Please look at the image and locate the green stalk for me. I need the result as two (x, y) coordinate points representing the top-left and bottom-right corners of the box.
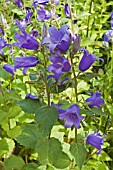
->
(42, 49), (50, 106)
(86, 0), (93, 37)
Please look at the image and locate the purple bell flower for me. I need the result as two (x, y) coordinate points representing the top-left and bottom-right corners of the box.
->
(42, 24), (70, 53)
(86, 91), (104, 109)
(13, 30), (39, 50)
(33, 0), (49, 8)
(86, 133), (104, 154)
(111, 12), (113, 19)
(14, 56), (39, 75)
(15, 0), (23, 8)
(37, 8), (52, 22)
(48, 55), (71, 82)
(3, 64), (15, 77)
(0, 37), (7, 55)
(25, 93), (38, 99)
(59, 104), (84, 128)
(64, 4), (71, 18)
(79, 49), (104, 72)
(25, 11), (33, 25)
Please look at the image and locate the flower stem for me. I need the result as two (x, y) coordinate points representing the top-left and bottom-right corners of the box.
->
(42, 48), (50, 106)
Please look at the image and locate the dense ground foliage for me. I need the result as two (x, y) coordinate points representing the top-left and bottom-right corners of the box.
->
(0, 0), (113, 170)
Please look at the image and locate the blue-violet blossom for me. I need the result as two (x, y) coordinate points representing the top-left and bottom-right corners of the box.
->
(79, 49), (104, 72)
(42, 24), (70, 53)
(86, 133), (104, 154)
(33, 0), (49, 8)
(15, 0), (23, 8)
(86, 91), (104, 108)
(0, 37), (7, 55)
(48, 55), (71, 83)
(25, 93), (38, 99)
(13, 29), (39, 50)
(3, 64), (15, 77)
(37, 8), (51, 22)
(64, 4), (71, 18)
(59, 104), (84, 128)
(14, 56), (39, 75)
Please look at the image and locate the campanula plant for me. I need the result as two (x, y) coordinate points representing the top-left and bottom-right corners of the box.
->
(1, 0), (112, 170)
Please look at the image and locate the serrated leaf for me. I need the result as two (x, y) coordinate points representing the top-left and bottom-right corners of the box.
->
(4, 155), (25, 170)
(35, 106), (58, 136)
(16, 124), (46, 149)
(19, 98), (44, 114)
(70, 143), (87, 170)
(35, 137), (71, 169)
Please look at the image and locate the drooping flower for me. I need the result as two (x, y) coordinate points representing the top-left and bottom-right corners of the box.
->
(33, 0), (49, 8)
(64, 4), (71, 18)
(86, 133), (104, 154)
(86, 91), (104, 108)
(37, 8), (52, 22)
(79, 49), (104, 72)
(47, 55), (71, 83)
(25, 93), (38, 99)
(42, 24), (70, 53)
(0, 37), (7, 55)
(14, 56), (39, 74)
(13, 30), (39, 50)
(25, 11), (33, 25)
(72, 35), (81, 53)
(59, 104), (84, 128)
(15, 0), (23, 8)
(42, 23), (47, 39)
(3, 64), (15, 77)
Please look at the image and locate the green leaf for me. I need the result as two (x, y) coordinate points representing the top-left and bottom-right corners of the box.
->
(70, 143), (87, 170)
(35, 138), (49, 165)
(5, 91), (21, 102)
(7, 126), (22, 138)
(0, 66), (11, 80)
(16, 124), (46, 149)
(35, 106), (58, 136)
(35, 137), (71, 168)
(0, 138), (9, 157)
(4, 155), (25, 170)
(80, 108), (106, 116)
(78, 73), (98, 81)
(0, 110), (8, 123)
(48, 138), (71, 169)
(19, 98), (44, 114)
(8, 106), (22, 118)
(23, 163), (39, 170)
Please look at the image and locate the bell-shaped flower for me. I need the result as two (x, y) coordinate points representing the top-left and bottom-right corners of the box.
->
(13, 30), (39, 50)
(25, 93), (38, 99)
(86, 91), (104, 108)
(33, 0), (49, 8)
(3, 64), (15, 77)
(42, 24), (70, 53)
(59, 104), (84, 128)
(15, 0), (23, 8)
(14, 56), (39, 75)
(25, 11), (33, 25)
(86, 132), (104, 154)
(48, 55), (71, 83)
(79, 49), (104, 72)
(64, 4), (71, 18)
(0, 37), (7, 55)
(37, 8), (52, 22)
